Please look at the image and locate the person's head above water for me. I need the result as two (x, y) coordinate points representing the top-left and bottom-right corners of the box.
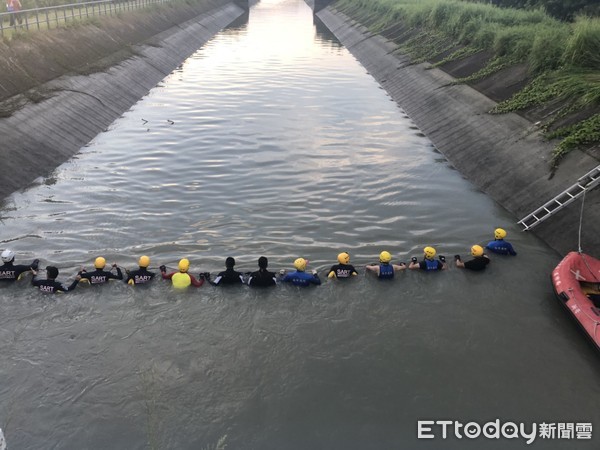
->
(178, 258), (190, 273)
(495, 228), (507, 240)
(1, 249), (15, 263)
(294, 258), (307, 271)
(46, 266), (59, 279)
(423, 246), (436, 260)
(471, 245), (484, 257)
(379, 251), (392, 264)
(337, 252), (350, 265)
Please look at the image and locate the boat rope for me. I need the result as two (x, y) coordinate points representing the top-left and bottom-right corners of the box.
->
(578, 189), (585, 254)
(577, 191), (600, 283)
(576, 190), (600, 283)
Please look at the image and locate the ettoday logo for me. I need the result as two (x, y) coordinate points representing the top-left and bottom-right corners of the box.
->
(417, 420), (593, 444)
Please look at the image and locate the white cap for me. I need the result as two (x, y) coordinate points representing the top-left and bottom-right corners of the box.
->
(1, 249), (15, 263)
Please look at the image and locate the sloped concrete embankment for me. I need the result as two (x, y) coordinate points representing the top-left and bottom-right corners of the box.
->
(0, 1), (246, 202)
(317, 7), (600, 256)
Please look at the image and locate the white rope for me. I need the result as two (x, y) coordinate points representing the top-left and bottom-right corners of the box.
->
(578, 189), (586, 254)
(577, 189), (600, 283)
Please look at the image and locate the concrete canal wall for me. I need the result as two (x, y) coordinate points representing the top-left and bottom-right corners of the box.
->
(315, 6), (600, 257)
(0, 0), (247, 202)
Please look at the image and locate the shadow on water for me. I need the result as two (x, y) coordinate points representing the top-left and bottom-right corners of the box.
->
(313, 14), (342, 47)
(224, 8), (250, 32)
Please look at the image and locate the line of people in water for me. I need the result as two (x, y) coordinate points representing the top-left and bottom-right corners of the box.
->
(0, 228), (517, 294)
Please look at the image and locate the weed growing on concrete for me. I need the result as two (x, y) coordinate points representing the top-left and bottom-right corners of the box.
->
(451, 56), (518, 84)
(335, 0), (600, 167)
(548, 114), (600, 168)
(429, 46), (479, 69)
(400, 30), (453, 64)
(492, 70), (600, 115)
(491, 68), (600, 165)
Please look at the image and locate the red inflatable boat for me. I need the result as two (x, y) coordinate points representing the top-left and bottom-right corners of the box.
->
(552, 251), (600, 351)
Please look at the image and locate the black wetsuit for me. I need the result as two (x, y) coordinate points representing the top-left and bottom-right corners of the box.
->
(248, 269), (277, 287)
(211, 268), (244, 286)
(32, 277), (79, 293)
(0, 261), (34, 282)
(125, 268), (155, 285)
(463, 256), (490, 271)
(79, 267), (123, 285)
(327, 263), (358, 279)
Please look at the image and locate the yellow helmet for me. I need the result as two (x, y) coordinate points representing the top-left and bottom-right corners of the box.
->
(337, 252), (350, 265)
(471, 245), (484, 257)
(178, 258), (190, 272)
(424, 246), (436, 260)
(379, 251), (392, 263)
(94, 257), (106, 269)
(139, 255), (150, 268)
(495, 228), (507, 239)
(294, 258), (307, 271)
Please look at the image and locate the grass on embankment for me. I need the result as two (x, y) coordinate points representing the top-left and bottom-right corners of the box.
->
(334, 0), (600, 170)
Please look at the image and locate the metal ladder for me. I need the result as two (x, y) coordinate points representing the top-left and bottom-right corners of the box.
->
(518, 165), (600, 231)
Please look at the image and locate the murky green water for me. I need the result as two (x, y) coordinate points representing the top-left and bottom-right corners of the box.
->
(0, 0), (598, 449)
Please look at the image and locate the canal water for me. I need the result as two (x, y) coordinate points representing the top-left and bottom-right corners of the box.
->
(0, 0), (599, 448)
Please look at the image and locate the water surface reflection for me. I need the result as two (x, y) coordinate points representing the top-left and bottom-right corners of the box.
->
(0, 0), (598, 449)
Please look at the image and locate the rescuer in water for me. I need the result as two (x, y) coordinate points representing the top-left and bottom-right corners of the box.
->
(0, 249), (39, 282)
(327, 252), (358, 279)
(31, 265), (81, 294)
(160, 258), (205, 288)
(280, 258), (321, 287)
(366, 251), (406, 279)
(211, 257), (244, 286)
(455, 245), (490, 271)
(486, 228), (517, 255)
(247, 256), (277, 287)
(125, 255), (155, 286)
(79, 257), (123, 285)
(408, 246), (447, 271)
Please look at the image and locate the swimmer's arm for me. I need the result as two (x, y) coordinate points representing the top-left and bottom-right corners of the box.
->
(189, 274), (204, 287)
(365, 264), (379, 275)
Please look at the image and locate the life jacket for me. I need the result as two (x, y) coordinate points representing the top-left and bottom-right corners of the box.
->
(379, 263), (394, 279)
(423, 258), (439, 271)
(172, 272), (191, 288)
(486, 240), (514, 255)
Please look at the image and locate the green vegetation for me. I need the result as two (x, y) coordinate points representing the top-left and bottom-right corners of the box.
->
(335, 0), (600, 169)
(487, 0), (600, 22)
(1, 0), (187, 42)
(335, 0), (570, 75)
(547, 114), (600, 168)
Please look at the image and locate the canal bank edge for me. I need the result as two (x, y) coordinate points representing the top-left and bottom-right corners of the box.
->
(316, 7), (600, 257)
(0, 0), (246, 203)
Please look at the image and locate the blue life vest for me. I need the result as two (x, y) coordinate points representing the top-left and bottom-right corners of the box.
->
(486, 239), (517, 255)
(424, 259), (439, 271)
(282, 270), (321, 287)
(379, 263), (394, 279)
